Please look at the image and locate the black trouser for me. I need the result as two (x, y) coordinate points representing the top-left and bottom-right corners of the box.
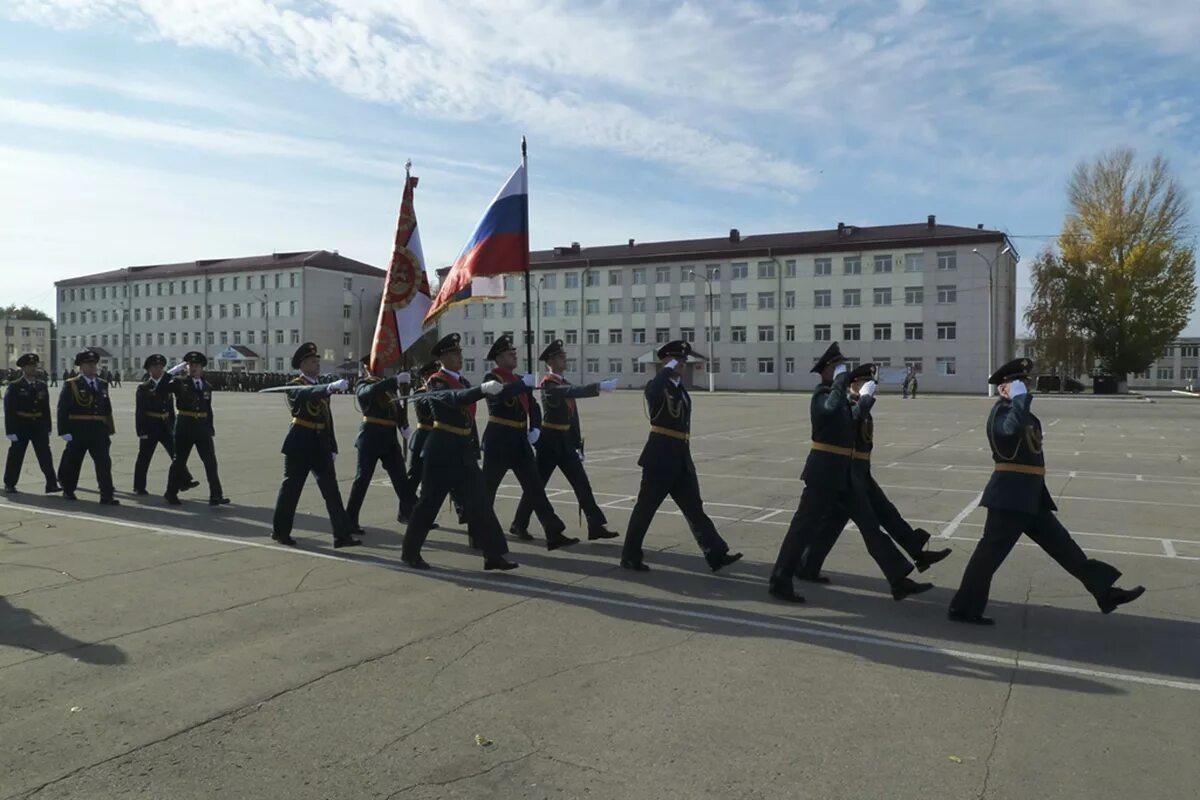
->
(801, 473), (928, 577)
(133, 427), (192, 492)
(4, 431), (57, 489)
(403, 456), (508, 560)
(168, 432), (223, 498)
(346, 442), (417, 527)
(482, 444), (566, 536)
(950, 506), (1120, 617)
(772, 483), (838, 584)
(511, 439), (608, 533)
(410, 444), (464, 519)
(57, 436), (114, 500)
(272, 448), (350, 540)
(622, 465), (728, 563)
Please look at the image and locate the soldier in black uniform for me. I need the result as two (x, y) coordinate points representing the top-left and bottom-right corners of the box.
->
(768, 343), (930, 603)
(620, 341), (742, 572)
(132, 354), (197, 496)
(161, 351), (230, 506)
(948, 358), (1145, 625)
(344, 355), (418, 534)
(798, 371), (951, 582)
(55, 349), (118, 504)
(270, 342), (359, 548)
(510, 339), (620, 541)
(3, 353), (62, 494)
(479, 335), (575, 549)
(407, 361), (440, 490)
(401, 333), (518, 571)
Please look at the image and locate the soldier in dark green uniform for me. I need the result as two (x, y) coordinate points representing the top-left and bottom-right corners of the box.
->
(479, 335), (575, 550)
(407, 361), (440, 492)
(620, 341), (742, 573)
(133, 354), (197, 496)
(160, 351), (229, 506)
(55, 349), (118, 504)
(401, 333), (518, 571)
(769, 343), (930, 603)
(510, 339), (620, 541)
(344, 355), (418, 534)
(3, 353), (62, 494)
(270, 342), (359, 548)
(948, 358), (1145, 625)
(798, 371), (951, 582)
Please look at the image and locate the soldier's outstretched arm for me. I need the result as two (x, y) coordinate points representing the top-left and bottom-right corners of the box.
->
(546, 383), (601, 400)
(435, 385), (486, 407)
(356, 376), (397, 403)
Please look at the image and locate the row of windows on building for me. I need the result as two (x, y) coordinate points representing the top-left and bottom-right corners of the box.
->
(466, 320), (960, 349)
(456, 355), (954, 377)
(3, 326), (47, 337)
(1156, 345), (1200, 358)
(514, 252), (961, 291)
(58, 272), (320, 304)
(1134, 366), (1200, 380)
(466, 285), (961, 320)
(59, 300), (363, 327)
(60, 328), (319, 352)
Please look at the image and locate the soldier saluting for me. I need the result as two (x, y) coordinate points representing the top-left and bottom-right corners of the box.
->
(160, 351), (230, 506)
(948, 358), (1144, 625)
(510, 339), (620, 541)
(133, 354), (197, 497)
(3, 353), (62, 494)
(55, 349), (118, 504)
(620, 340), (742, 573)
(344, 355), (418, 534)
(270, 342), (359, 549)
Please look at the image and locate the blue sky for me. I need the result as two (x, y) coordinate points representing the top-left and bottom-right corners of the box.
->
(1, 0), (1197, 334)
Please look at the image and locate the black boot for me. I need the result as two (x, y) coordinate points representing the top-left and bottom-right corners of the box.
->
(891, 577), (934, 601)
(707, 551), (743, 573)
(508, 523), (535, 541)
(1098, 585), (1145, 614)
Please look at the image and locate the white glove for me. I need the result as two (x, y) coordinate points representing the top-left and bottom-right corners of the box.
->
(833, 363), (848, 377)
(168, 361), (188, 376)
(527, 428), (541, 445)
(600, 378), (618, 392)
(859, 380), (877, 397)
(331, 451), (337, 461)
(481, 380), (503, 396)
(401, 426), (413, 443)
(1008, 380), (1028, 398)
(396, 372), (411, 385)
(5, 433), (18, 442)
(576, 449), (585, 463)
(61, 433), (73, 442)
(327, 378), (349, 393)
(664, 359), (679, 371)
(522, 373), (536, 388)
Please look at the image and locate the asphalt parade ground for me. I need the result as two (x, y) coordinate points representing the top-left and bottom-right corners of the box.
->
(2, 387), (1198, 799)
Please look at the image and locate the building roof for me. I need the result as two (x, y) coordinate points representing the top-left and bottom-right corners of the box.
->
(55, 250), (384, 288)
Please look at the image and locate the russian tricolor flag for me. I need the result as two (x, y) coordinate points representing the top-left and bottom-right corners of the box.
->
(424, 163), (528, 325)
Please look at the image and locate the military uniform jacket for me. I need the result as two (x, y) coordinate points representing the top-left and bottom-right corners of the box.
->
(980, 393), (1055, 515)
(282, 377), (337, 456)
(408, 389), (435, 458)
(156, 376), (216, 437)
(421, 370), (487, 466)
(57, 376), (115, 440)
(135, 377), (177, 437)
(355, 376), (409, 451)
(4, 377), (52, 436)
(849, 394), (877, 478)
(538, 373), (599, 453)
(480, 368), (541, 453)
(638, 367), (694, 473)
(801, 373), (854, 489)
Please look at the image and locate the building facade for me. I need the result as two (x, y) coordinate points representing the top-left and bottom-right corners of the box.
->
(1, 317), (53, 371)
(54, 251), (385, 376)
(1016, 336), (1200, 390)
(438, 218), (1017, 393)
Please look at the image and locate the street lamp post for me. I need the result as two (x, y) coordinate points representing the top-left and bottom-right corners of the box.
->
(687, 268), (718, 392)
(972, 245), (1011, 398)
(357, 287), (365, 363)
(259, 294), (271, 371)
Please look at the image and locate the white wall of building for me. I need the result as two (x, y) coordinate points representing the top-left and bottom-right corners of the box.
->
(1, 318), (53, 371)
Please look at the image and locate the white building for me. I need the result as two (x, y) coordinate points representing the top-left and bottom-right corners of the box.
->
(54, 251), (384, 376)
(438, 218), (1017, 393)
(1016, 336), (1200, 390)
(1, 317), (53, 371)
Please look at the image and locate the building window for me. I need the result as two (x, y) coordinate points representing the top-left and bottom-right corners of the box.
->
(586, 299), (600, 315)
(757, 325), (775, 343)
(181, 306), (189, 320)
(608, 358), (623, 373)
(730, 358), (747, 374)
(631, 268), (645, 285)
(218, 304), (227, 319)
(1181, 366), (1198, 379)
(608, 270), (622, 286)
(905, 286), (924, 305)
(937, 356), (957, 376)
(731, 293), (747, 310)
(482, 331), (496, 346)
(248, 330), (256, 344)
(873, 287), (892, 306)
(290, 272), (299, 288)
(503, 275), (513, 291)
(757, 292), (775, 310)
(785, 357), (795, 373)
(609, 298), (623, 314)
(540, 274), (556, 289)
(785, 324), (795, 342)
(705, 264), (720, 281)
(937, 322), (957, 340)
(731, 326), (747, 343)
(542, 329), (556, 345)
(784, 259), (797, 277)
(290, 329), (300, 344)
(758, 357), (775, 374)
(905, 357), (923, 374)
(563, 300), (578, 316)
(705, 295), (721, 311)
(874, 323), (892, 341)
(584, 270), (599, 287)
(710, 358), (720, 373)
(342, 304), (352, 319)
(586, 358), (600, 373)
(843, 256), (861, 275)
(463, 358), (476, 373)
(905, 323), (924, 341)
(1156, 366), (1174, 380)
(843, 289), (861, 307)
(586, 329), (600, 345)
(655, 327), (671, 343)
(289, 301), (297, 316)
(233, 330), (242, 344)
(232, 304), (242, 318)
(873, 255), (893, 273)
(342, 332), (351, 346)
(500, 302), (513, 318)
(904, 254), (922, 272)
(680, 295), (695, 312)
(843, 324), (861, 341)
(632, 328), (647, 344)
(1180, 345), (1199, 357)
(757, 261), (776, 279)
(631, 297), (646, 313)
(731, 262), (748, 279)
(680, 326), (695, 342)
(542, 301), (556, 317)
(564, 329), (578, 345)
(814, 257), (833, 276)
(937, 285), (957, 304)
(609, 329), (623, 344)
(656, 266), (672, 283)
(654, 297), (670, 312)
(814, 324), (831, 341)
(937, 251), (957, 270)
(564, 272), (579, 289)
(705, 326), (721, 342)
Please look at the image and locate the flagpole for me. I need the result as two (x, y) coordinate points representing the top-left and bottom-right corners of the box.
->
(521, 136), (534, 374)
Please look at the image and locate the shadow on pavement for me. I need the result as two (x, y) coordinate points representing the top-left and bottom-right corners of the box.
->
(0, 595), (127, 666)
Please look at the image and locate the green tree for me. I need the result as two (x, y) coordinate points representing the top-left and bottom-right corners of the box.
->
(1023, 248), (1091, 382)
(1059, 148), (1196, 380)
(1, 304), (51, 321)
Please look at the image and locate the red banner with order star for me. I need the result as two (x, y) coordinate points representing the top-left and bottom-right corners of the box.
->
(369, 171), (433, 373)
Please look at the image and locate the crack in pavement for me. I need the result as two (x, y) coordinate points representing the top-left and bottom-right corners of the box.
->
(383, 749), (541, 799)
(7, 547), (256, 599)
(0, 561), (81, 581)
(429, 638), (485, 685)
(977, 576), (1034, 800)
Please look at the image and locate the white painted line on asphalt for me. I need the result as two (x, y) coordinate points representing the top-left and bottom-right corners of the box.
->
(941, 464), (955, 471)
(750, 509), (785, 523)
(598, 494), (636, 509)
(3, 500), (1196, 694)
(938, 492), (983, 540)
(1068, 471), (1078, 478)
(1163, 540), (1178, 558)
(1048, 418), (1061, 427)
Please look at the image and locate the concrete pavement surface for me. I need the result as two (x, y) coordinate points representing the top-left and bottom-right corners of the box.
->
(2, 387), (1198, 799)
